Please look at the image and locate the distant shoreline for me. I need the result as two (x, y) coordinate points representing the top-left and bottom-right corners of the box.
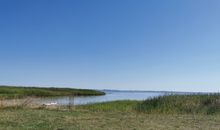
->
(100, 89), (218, 94)
(0, 85), (105, 99)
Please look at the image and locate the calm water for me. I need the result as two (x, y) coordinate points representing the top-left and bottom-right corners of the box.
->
(37, 90), (170, 105)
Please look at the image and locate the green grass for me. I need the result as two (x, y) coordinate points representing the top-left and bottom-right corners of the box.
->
(0, 85), (105, 99)
(0, 92), (220, 129)
(136, 94), (220, 115)
(0, 98), (220, 130)
(77, 100), (139, 112)
(1, 108), (220, 130)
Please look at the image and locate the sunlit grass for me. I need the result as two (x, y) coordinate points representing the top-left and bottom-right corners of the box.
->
(77, 100), (139, 112)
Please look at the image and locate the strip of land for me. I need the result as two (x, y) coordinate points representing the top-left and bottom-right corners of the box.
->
(0, 85), (105, 99)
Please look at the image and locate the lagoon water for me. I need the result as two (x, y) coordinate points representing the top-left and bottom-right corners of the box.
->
(37, 90), (171, 105)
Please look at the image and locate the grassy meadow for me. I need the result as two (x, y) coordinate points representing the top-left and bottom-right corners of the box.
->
(1, 106), (220, 130)
(0, 94), (219, 130)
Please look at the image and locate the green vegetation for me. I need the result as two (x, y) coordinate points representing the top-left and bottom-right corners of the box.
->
(77, 100), (139, 112)
(0, 97), (220, 130)
(0, 93), (220, 129)
(136, 94), (220, 115)
(0, 85), (105, 99)
(1, 107), (220, 130)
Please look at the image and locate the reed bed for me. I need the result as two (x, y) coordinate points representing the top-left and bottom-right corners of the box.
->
(136, 94), (220, 114)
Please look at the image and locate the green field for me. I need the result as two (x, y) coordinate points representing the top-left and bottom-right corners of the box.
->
(0, 94), (219, 130)
(0, 86), (105, 99)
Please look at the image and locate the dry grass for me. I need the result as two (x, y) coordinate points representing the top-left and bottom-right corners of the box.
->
(0, 108), (219, 130)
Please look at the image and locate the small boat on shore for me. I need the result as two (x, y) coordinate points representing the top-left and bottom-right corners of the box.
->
(44, 102), (58, 106)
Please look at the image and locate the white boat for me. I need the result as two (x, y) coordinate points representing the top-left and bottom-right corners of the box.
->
(44, 102), (57, 106)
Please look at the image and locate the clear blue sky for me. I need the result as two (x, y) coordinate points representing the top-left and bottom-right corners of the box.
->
(0, 0), (220, 92)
